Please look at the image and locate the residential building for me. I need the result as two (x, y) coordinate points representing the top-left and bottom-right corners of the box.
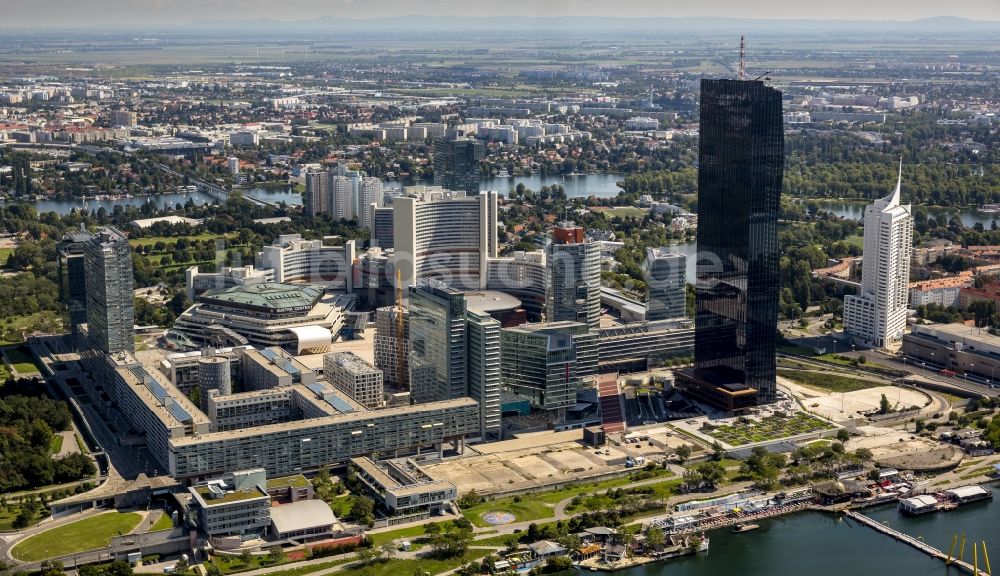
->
(844, 163), (913, 348)
(230, 131), (260, 147)
(303, 171), (331, 217)
(168, 398), (481, 479)
(84, 227), (135, 356)
(909, 274), (973, 308)
(227, 157), (240, 175)
(359, 178), (383, 228)
(374, 306), (409, 390)
(546, 223), (601, 329)
(323, 351), (385, 408)
(678, 79), (783, 411)
(643, 248), (687, 321)
(433, 131), (484, 194)
(110, 110), (137, 127)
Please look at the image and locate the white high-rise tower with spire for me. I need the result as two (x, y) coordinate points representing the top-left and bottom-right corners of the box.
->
(844, 160), (913, 348)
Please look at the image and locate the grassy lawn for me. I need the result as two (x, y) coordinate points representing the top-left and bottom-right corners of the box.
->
(844, 235), (864, 249)
(50, 434), (64, 454)
(599, 206), (648, 219)
(336, 550), (491, 576)
(3, 346), (42, 374)
(778, 368), (880, 393)
(705, 412), (834, 447)
(11, 511), (143, 561)
(367, 523), (444, 547)
(0, 247), (14, 266)
(462, 469), (674, 527)
(149, 512), (174, 532)
(128, 232), (233, 248)
(251, 559), (351, 576)
(2, 312), (63, 345)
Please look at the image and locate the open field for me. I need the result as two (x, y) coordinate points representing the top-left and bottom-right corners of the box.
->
(149, 513), (174, 532)
(778, 368), (880, 393)
(11, 511), (143, 561)
(1, 312), (63, 346)
(128, 232), (232, 247)
(597, 206), (648, 219)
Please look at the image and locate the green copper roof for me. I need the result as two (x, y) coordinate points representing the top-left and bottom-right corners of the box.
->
(201, 282), (324, 311)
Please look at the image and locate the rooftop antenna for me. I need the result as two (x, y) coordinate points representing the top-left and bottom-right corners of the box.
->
(738, 35), (746, 80)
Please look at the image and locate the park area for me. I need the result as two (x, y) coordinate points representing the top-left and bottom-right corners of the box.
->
(10, 511), (143, 561)
(704, 412), (834, 447)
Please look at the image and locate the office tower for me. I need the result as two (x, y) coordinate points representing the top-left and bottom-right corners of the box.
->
(227, 157), (240, 175)
(58, 228), (95, 335)
(844, 162), (913, 348)
(111, 110), (137, 127)
(332, 175), (354, 221)
(370, 206), (395, 248)
(374, 306), (409, 390)
(500, 321), (598, 413)
(433, 131), (484, 195)
(546, 223), (601, 329)
(84, 227), (135, 355)
(486, 251), (547, 322)
(644, 248), (687, 321)
(359, 178), (383, 228)
(466, 308), (502, 440)
(393, 187), (498, 291)
(303, 171), (331, 217)
(408, 280), (467, 404)
(682, 79), (783, 410)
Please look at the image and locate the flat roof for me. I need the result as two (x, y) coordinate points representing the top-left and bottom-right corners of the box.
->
(170, 397), (477, 446)
(463, 290), (522, 313)
(192, 485), (268, 506)
(944, 485), (990, 499)
(267, 474), (312, 489)
(270, 500), (339, 534)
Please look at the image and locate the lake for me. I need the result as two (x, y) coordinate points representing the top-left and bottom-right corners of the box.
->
(21, 186), (302, 216)
(617, 488), (999, 576)
(802, 199), (1000, 229)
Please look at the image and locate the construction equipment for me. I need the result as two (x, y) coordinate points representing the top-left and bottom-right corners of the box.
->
(396, 268), (406, 389)
(738, 35), (746, 80)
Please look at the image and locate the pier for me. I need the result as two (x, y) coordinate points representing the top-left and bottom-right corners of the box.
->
(844, 510), (989, 575)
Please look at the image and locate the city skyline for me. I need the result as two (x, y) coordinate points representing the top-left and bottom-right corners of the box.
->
(1, 1), (999, 29)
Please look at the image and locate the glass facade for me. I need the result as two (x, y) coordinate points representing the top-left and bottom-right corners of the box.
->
(433, 133), (484, 195)
(694, 79), (783, 404)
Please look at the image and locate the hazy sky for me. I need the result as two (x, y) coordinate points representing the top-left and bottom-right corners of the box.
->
(4, 0), (1000, 28)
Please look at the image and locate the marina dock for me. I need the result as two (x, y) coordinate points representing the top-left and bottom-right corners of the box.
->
(844, 510), (989, 575)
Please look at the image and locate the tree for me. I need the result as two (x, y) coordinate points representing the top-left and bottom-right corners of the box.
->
(354, 547), (378, 565)
(379, 542), (396, 561)
(348, 496), (375, 526)
(836, 428), (851, 443)
(267, 546), (285, 564)
(711, 441), (726, 461)
(855, 448), (874, 463)
(105, 560), (134, 576)
(682, 468), (703, 491)
(879, 394), (892, 415)
(645, 526), (666, 551)
(675, 444), (692, 464)
(424, 521), (442, 535)
(694, 461), (726, 489)
(240, 549), (253, 567)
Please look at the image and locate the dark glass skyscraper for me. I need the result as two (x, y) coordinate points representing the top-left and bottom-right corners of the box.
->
(681, 79), (783, 410)
(433, 130), (484, 194)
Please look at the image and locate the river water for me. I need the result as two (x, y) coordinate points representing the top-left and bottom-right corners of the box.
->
(618, 493), (999, 576)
